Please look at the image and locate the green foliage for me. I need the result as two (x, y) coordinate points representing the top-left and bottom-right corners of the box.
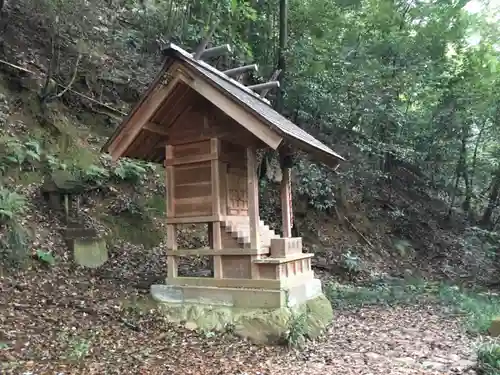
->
(477, 342), (500, 375)
(45, 153), (68, 172)
(340, 250), (363, 274)
(112, 159), (154, 184)
(324, 279), (431, 307)
(0, 187), (29, 266)
(0, 133), (155, 187)
(35, 249), (56, 266)
(66, 337), (91, 362)
(295, 159), (335, 211)
(283, 310), (308, 348)
(0, 188), (26, 223)
(462, 226), (500, 260)
(0, 137), (42, 175)
(57, 330), (93, 363)
(0, 221), (30, 266)
(437, 286), (500, 333)
(145, 194), (166, 215)
(79, 164), (110, 184)
(325, 280), (500, 333)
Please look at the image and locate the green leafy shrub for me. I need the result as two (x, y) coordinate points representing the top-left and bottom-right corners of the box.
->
(437, 286), (500, 333)
(477, 342), (500, 375)
(0, 221), (30, 266)
(0, 187), (30, 266)
(45, 153), (68, 172)
(0, 137), (42, 174)
(112, 159), (154, 184)
(0, 188), (26, 223)
(145, 194), (166, 215)
(79, 164), (110, 184)
(325, 280), (500, 333)
(284, 310), (308, 348)
(295, 159), (335, 211)
(66, 337), (91, 362)
(340, 250), (363, 274)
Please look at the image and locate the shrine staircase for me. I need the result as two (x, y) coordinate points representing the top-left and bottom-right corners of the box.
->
(221, 216), (313, 281)
(221, 216), (280, 250)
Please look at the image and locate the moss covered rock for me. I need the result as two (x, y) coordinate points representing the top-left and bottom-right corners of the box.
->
(156, 294), (334, 345)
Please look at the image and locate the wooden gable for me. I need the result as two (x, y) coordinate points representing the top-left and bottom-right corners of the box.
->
(103, 43), (345, 168)
(105, 62), (283, 163)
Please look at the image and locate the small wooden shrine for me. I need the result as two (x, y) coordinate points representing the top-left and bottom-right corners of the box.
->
(102, 43), (345, 309)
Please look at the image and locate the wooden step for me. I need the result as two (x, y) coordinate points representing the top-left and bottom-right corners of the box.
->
(252, 253), (313, 264)
(221, 217), (281, 250)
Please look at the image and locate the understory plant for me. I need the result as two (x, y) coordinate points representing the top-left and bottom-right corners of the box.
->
(0, 186), (30, 265)
(477, 341), (500, 375)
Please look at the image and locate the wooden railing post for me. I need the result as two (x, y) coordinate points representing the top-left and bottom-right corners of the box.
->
(246, 147), (260, 249)
(281, 167), (292, 238)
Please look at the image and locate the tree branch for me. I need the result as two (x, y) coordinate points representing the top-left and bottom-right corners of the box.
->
(49, 53), (82, 101)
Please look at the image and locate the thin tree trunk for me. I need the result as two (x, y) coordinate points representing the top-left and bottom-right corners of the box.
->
(448, 125), (469, 217)
(460, 126), (471, 213)
(469, 119), (487, 194)
(448, 162), (461, 218)
(275, 0), (287, 114)
(480, 168), (500, 229)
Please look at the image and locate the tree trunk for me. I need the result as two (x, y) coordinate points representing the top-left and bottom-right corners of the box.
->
(480, 168), (500, 229)
(447, 124), (470, 218)
(275, 0), (287, 114)
(460, 126), (471, 213)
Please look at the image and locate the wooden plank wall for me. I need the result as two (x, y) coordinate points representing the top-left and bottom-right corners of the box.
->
(166, 140), (214, 218)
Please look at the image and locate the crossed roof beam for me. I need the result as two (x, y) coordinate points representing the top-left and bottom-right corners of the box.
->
(189, 40), (281, 101)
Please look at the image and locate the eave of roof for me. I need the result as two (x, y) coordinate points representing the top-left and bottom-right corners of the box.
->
(101, 59), (175, 154)
(102, 43), (345, 166)
(162, 43), (345, 163)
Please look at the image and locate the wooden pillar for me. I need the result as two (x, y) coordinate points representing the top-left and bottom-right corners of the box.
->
(210, 138), (223, 278)
(210, 139), (221, 215)
(165, 145), (178, 281)
(166, 224), (178, 280)
(246, 147), (260, 249)
(281, 167), (292, 238)
(210, 222), (223, 278)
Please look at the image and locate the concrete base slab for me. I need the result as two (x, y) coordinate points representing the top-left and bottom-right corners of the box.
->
(150, 277), (332, 344)
(150, 277), (323, 309)
(153, 294), (333, 344)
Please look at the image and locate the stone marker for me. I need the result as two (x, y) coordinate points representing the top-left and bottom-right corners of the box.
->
(489, 317), (500, 336)
(73, 238), (108, 268)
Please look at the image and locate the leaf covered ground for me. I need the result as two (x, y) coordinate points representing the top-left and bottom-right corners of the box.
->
(0, 242), (482, 375)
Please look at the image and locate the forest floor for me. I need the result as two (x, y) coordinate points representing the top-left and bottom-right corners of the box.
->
(0, 232), (484, 375)
(0, 273), (482, 375)
(0, 267), (480, 375)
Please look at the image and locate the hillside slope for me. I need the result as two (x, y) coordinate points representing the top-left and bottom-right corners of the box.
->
(0, 0), (498, 288)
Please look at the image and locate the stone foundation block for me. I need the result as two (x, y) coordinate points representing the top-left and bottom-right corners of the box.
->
(270, 237), (303, 258)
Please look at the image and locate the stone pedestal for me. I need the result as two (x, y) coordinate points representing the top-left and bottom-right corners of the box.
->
(151, 287), (333, 344)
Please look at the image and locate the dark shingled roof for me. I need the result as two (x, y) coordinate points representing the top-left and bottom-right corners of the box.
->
(163, 43), (345, 163)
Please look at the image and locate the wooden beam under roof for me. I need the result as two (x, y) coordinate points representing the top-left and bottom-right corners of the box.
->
(260, 69), (282, 97)
(223, 64), (259, 77)
(193, 22), (219, 59)
(193, 44), (232, 60)
(247, 81), (280, 92)
(143, 122), (169, 135)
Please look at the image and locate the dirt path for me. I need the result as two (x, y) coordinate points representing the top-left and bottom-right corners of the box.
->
(289, 306), (477, 375)
(0, 264), (479, 375)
